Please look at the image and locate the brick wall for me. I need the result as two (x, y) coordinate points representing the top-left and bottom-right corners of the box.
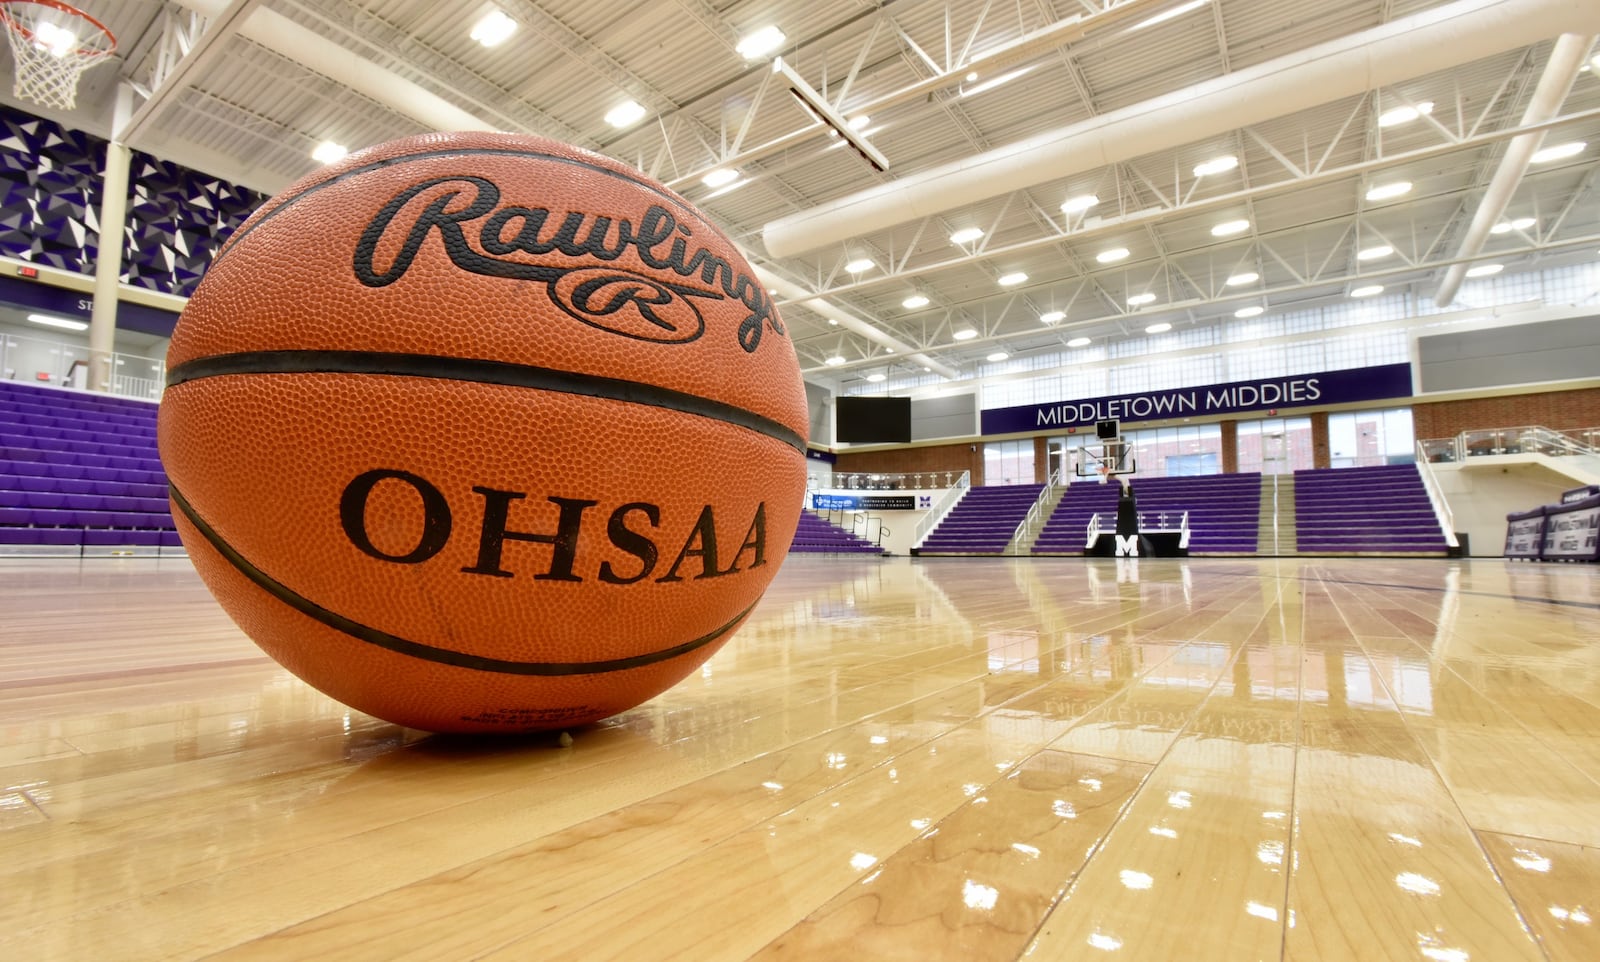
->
(835, 440), (985, 485)
(1412, 387), (1600, 439)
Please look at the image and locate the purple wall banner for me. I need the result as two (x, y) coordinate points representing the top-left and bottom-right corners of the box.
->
(980, 363), (1414, 436)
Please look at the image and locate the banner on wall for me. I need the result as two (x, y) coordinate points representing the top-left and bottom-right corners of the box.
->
(980, 363), (1414, 436)
(811, 493), (929, 511)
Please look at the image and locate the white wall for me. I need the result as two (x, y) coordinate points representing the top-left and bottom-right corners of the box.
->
(1431, 459), (1595, 557)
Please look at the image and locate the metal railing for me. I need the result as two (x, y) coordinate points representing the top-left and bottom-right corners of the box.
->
(1420, 425), (1600, 463)
(912, 470), (970, 549)
(1413, 440), (1459, 549)
(1, 330), (165, 402)
(1007, 466), (1063, 555)
(813, 470), (964, 490)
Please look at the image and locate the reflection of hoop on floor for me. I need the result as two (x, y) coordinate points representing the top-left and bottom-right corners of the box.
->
(1, 0), (117, 111)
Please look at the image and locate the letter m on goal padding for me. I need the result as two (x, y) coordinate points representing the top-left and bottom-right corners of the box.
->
(1115, 534), (1139, 557)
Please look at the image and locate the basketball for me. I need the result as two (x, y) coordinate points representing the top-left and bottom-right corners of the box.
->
(156, 131), (809, 734)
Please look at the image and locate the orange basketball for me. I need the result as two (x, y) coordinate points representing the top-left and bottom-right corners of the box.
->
(157, 131), (808, 734)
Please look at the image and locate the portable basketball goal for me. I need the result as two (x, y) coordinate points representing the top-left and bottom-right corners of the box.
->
(1, 0), (116, 111)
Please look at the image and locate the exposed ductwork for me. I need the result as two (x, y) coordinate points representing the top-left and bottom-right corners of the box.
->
(1433, 32), (1596, 307)
(756, 268), (960, 380)
(761, 0), (1600, 259)
(168, 0), (497, 134)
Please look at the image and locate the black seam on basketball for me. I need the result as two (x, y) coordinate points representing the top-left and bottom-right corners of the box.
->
(168, 483), (755, 676)
(165, 350), (807, 455)
(215, 147), (699, 268)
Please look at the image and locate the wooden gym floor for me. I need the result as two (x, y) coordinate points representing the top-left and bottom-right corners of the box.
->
(2, 554), (1598, 961)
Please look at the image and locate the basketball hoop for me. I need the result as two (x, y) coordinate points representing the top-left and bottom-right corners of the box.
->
(1, 0), (116, 111)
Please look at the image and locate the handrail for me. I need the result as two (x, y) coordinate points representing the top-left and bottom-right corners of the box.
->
(1086, 512), (1101, 551)
(1414, 440), (1460, 549)
(1007, 467), (1063, 555)
(912, 470), (970, 549)
(0, 329), (166, 401)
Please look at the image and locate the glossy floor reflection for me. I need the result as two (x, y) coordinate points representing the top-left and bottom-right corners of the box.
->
(2, 555), (1598, 960)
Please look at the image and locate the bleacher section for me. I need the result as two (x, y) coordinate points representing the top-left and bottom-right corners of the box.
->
(1129, 473), (1262, 555)
(0, 381), (179, 554)
(1293, 464), (1449, 555)
(917, 483), (1043, 555)
(789, 510), (885, 555)
(1031, 482), (1120, 555)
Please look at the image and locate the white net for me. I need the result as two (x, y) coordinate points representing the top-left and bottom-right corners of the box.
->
(1, 1), (115, 111)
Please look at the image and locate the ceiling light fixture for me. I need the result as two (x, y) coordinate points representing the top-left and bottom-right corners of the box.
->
(736, 25), (786, 60)
(469, 9), (517, 47)
(1530, 141), (1585, 164)
(902, 294), (930, 309)
(604, 101), (647, 128)
(949, 227), (984, 245)
(1365, 181), (1413, 201)
(1097, 247), (1130, 264)
(987, 352), (1010, 362)
(1040, 310), (1065, 324)
(27, 313), (87, 331)
(1510, 216), (1537, 230)
(1234, 306), (1264, 318)
(1211, 219), (1250, 237)
(701, 167), (739, 188)
(865, 373), (887, 383)
(1377, 101), (1435, 127)
(825, 355), (846, 366)
(1351, 284), (1384, 297)
(847, 115), (871, 130)
(1145, 322), (1172, 334)
(961, 65), (1038, 98)
(845, 258), (876, 274)
(311, 141), (347, 165)
(1061, 194), (1099, 214)
(1225, 272), (1259, 286)
(1066, 336), (1092, 347)
(1127, 292), (1157, 306)
(953, 328), (978, 341)
(997, 272), (1028, 287)
(1465, 263), (1504, 277)
(1357, 244), (1393, 260)
(1193, 154), (1239, 177)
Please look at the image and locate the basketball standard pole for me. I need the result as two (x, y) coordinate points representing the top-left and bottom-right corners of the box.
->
(88, 84), (134, 394)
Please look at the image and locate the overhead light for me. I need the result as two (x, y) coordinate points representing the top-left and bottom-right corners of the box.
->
(949, 227), (984, 245)
(1097, 247), (1130, 264)
(1351, 284), (1384, 297)
(311, 141), (347, 165)
(961, 65), (1038, 98)
(736, 25), (786, 59)
(1211, 219), (1250, 237)
(469, 9), (517, 47)
(604, 101), (647, 128)
(1357, 244), (1393, 260)
(953, 328), (978, 341)
(1365, 181), (1412, 201)
(1492, 216), (1537, 234)
(986, 352), (1010, 362)
(1145, 322), (1172, 334)
(902, 294), (930, 309)
(865, 373), (887, 383)
(824, 355), (847, 366)
(1127, 292), (1157, 306)
(847, 115), (871, 130)
(997, 271), (1028, 286)
(1066, 336), (1092, 347)
(1225, 271), (1259, 286)
(1061, 194), (1099, 214)
(33, 21), (77, 57)
(1378, 101), (1434, 127)
(1530, 141), (1585, 164)
(27, 313), (87, 331)
(701, 167), (739, 188)
(1133, 0), (1211, 31)
(1465, 263), (1504, 277)
(1039, 310), (1066, 324)
(845, 257), (876, 274)
(1234, 306), (1265, 318)
(1193, 154), (1238, 178)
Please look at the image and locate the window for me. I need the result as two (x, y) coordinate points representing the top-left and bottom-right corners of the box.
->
(1328, 407), (1414, 468)
(983, 439), (1035, 485)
